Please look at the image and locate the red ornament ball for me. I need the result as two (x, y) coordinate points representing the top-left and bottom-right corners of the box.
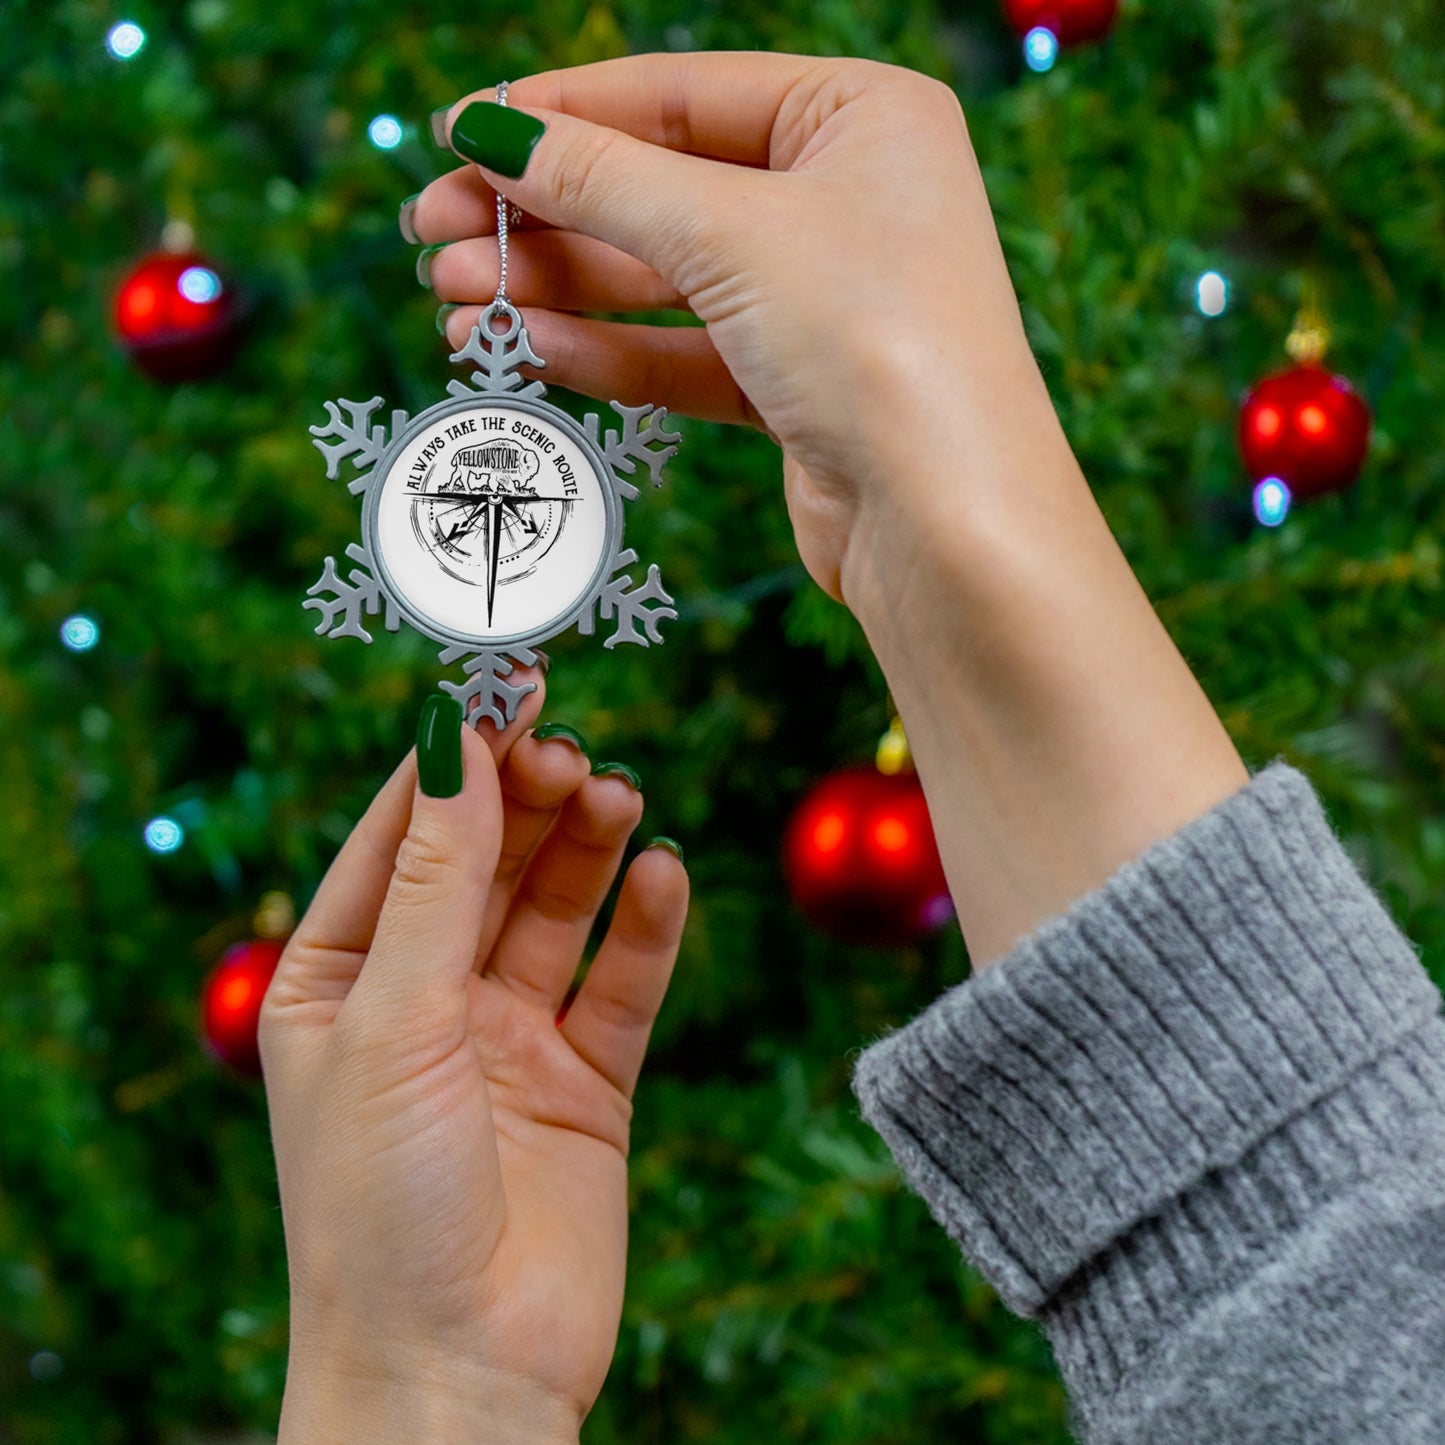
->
(784, 766), (953, 947)
(1238, 362), (1372, 500)
(200, 939), (284, 1076)
(1003, 0), (1119, 45)
(113, 250), (239, 382)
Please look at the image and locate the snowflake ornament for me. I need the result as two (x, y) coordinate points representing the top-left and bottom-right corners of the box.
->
(305, 303), (680, 727)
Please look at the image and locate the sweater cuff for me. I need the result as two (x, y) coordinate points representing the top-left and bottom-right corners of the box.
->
(850, 759), (1442, 1316)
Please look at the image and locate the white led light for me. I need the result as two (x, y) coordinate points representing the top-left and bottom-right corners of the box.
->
(106, 21), (146, 59)
(60, 615), (100, 652)
(144, 817), (185, 853)
(178, 266), (222, 303)
(1024, 26), (1059, 73)
(368, 114), (404, 150)
(1196, 270), (1229, 317)
(1253, 477), (1291, 528)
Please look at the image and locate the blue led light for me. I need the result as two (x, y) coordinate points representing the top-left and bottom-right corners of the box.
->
(1024, 26), (1059, 72)
(1253, 477), (1292, 528)
(106, 21), (146, 59)
(60, 615), (100, 652)
(144, 817), (185, 853)
(368, 114), (404, 150)
(178, 266), (222, 304)
(1196, 270), (1229, 317)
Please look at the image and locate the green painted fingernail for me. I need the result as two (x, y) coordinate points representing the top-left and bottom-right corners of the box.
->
(435, 302), (460, 337)
(429, 105), (452, 148)
(645, 836), (684, 864)
(450, 101), (546, 179)
(416, 242), (448, 290)
(533, 722), (589, 755)
(417, 694), (464, 797)
(398, 193), (422, 245)
(591, 760), (641, 791)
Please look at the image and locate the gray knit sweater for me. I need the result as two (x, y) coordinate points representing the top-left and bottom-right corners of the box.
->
(851, 760), (1445, 1442)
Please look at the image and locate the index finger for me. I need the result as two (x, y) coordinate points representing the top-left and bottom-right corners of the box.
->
(468, 51), (848, 168)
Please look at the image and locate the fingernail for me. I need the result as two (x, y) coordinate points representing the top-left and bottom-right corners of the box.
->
(429, 105), (452, 148)
(591, 760), (641, 791)
(398, 193), (422, 245)
(533, 722), (589, 756)
(435, 302), (460, 337)
(532, 648), (551, 676)
(645, 836), (684, 865)
(450, 100), (546, 179)
(416, 242), (448, 290)
(417, 693), (464, 797)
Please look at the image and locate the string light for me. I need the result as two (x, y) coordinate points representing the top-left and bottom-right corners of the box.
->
(178, 266), (222, 303)
(144, 817), (185, 853)
(105, 21), (146, 59)
(60, 615), (100, 652)
(1253, 477), (1292, 528)
(1024, 27), (1060, 72)
(1196, 270), (1229, 317)
(367, 114), (404, 150)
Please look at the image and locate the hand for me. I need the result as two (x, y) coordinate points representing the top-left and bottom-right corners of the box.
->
(411, 53), (1059, 602)
(260, 680), (688, 1442)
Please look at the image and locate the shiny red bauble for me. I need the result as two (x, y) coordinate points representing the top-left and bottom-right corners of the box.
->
(200, 939), (284, 1076)
(784, 766), (953, 947)
(1237, 362), (1372, 500)
(113, 250), (239, 382)
(1003, 0), (1119, 44)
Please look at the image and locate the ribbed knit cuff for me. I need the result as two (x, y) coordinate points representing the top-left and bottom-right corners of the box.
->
(851, 759), (1443, 1319)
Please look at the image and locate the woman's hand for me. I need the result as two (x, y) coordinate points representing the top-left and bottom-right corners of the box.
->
(260, 680), (688, 1443)
(411, 53), (1061, 602)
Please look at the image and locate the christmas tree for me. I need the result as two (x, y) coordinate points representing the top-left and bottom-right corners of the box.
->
(3, 0), (1443, 1440)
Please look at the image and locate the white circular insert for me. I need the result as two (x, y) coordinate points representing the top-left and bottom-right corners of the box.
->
(373, 403), (612, 645)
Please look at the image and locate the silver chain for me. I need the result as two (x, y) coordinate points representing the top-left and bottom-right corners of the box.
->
(492, 82), (515, 315)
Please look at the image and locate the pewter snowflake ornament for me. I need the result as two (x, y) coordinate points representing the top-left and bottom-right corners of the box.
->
(304, 303), (680, 728)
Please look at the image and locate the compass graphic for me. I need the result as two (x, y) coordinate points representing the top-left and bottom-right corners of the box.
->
(413, 438), (568, 615)
(304, 304), (680, 728)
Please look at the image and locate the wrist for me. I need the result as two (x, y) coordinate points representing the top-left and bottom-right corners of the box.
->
(838, 346), (1083, 637)
(836, 382), (1247, 972)
(279, 1342), (582, 1445)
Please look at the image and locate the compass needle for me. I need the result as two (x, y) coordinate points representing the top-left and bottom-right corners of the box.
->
(485, 500), (504, 626)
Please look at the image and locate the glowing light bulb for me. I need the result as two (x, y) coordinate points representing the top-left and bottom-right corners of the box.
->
(144, 817), (185, 853)
(60, 615), (100, 651)
(1196, 270), (1229, 317)
(1024, 26), (1059, 72)
(1253, 477), (1291, 528)
(178, 266), (222, 304)
(106, 21), (146, 59)
(368, 114), (404, 150)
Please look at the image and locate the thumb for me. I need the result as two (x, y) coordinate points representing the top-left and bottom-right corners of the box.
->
(442, 95), (759, 290)
(345, 695), (503, 1031)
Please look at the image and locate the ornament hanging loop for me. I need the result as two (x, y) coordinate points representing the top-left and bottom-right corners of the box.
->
(482, 299), (524, 342)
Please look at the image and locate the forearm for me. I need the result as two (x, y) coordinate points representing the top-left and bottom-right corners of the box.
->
(841, 357), (1249, 969)
(279, 1345), (582, 1445)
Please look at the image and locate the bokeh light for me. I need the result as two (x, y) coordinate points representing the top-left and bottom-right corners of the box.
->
(105, 21), (145, 59)
(144, 817), (185, 853)
(60, 615), (100, 652)
(1024, 26), (1059, 72)
(368, 114), (404, 150)
(1196, 270), (1229, 317)
(178, 266), (222, 304)
(1253, 477), (1292, 528)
